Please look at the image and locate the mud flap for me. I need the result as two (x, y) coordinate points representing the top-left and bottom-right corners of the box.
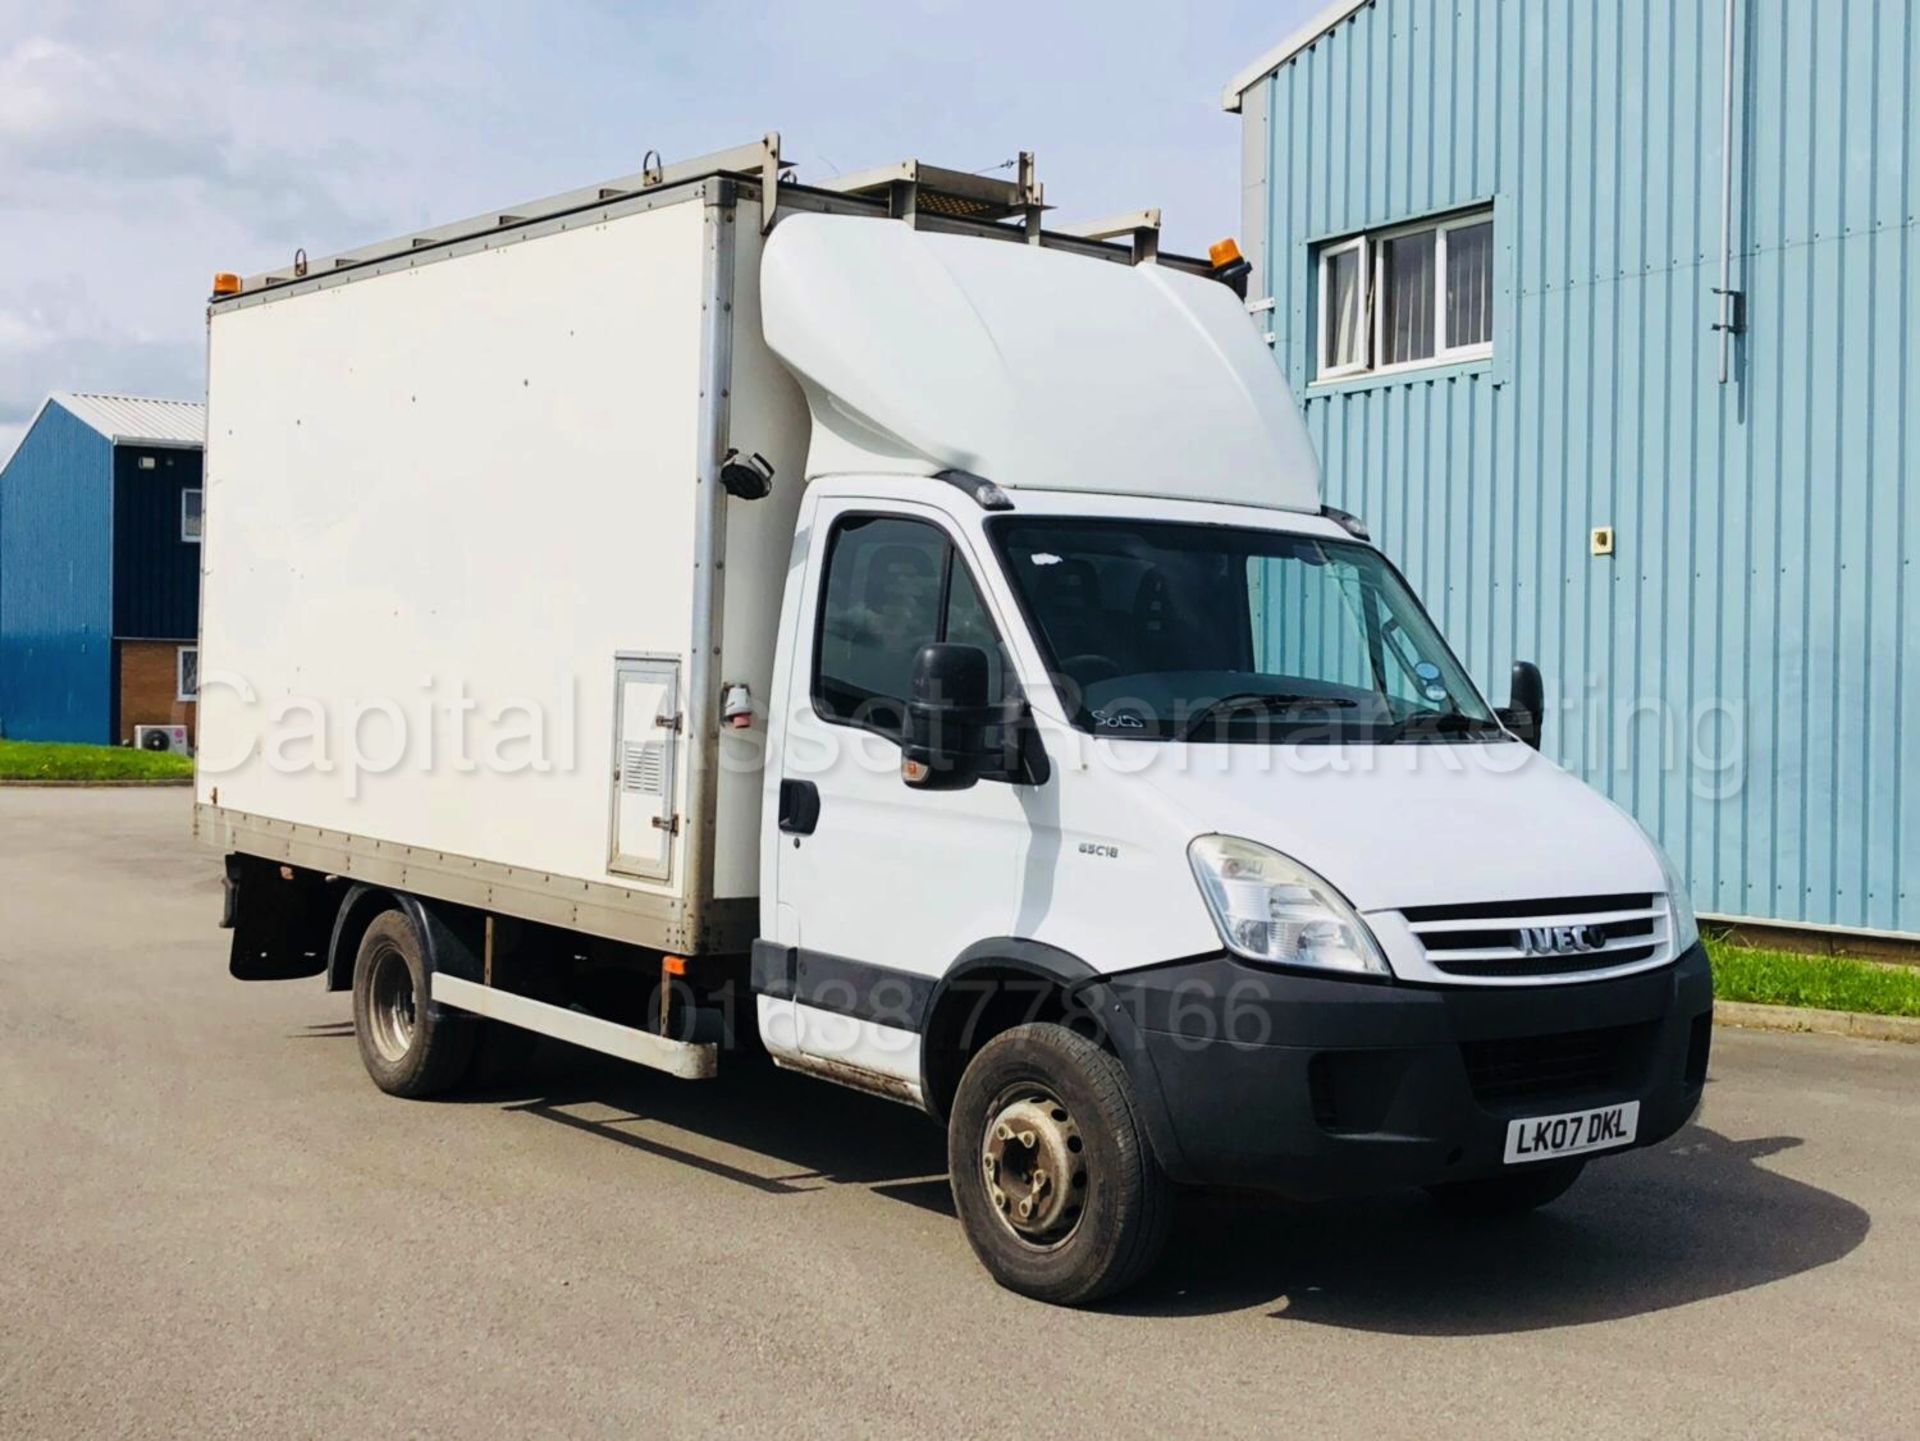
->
(225, 854), (333, 980)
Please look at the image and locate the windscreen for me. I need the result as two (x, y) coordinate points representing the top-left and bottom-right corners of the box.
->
(990, 517), (1505, 745)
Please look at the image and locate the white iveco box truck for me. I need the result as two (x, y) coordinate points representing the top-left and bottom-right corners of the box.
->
(199, 136), (1711, 1304)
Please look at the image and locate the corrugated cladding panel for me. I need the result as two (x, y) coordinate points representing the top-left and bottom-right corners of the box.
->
(0, 400), (115, 742)
(1247, 0), (1918, 935)
(112, 445), (203, 640)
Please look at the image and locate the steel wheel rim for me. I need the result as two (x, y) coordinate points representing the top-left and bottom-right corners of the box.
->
(366, 946), (416, 1064)
(980, 1086), (1088, 1248)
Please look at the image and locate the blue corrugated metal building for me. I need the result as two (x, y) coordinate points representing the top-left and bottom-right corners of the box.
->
(0, 393), (206, 744)
(1226, 0), (1918, 944)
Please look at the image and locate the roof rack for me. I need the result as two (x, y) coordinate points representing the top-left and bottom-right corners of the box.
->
(820, 153), (1048, 240)
(1058, 208), (1162, 266)
(227, 134), (790, 298)
(218, 135), (1177, 301)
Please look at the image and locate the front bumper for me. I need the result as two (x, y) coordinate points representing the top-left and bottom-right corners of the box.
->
(1099, 941), (1713, 1197)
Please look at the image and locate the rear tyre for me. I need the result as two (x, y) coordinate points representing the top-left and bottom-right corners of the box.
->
(351, 910), (475, 1098)
(948, 1022), (1171, 1306)
(1424, 1159), (1585, 1217)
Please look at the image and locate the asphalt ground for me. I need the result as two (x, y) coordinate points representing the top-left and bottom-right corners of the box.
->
(2, 787), (1913, 1439)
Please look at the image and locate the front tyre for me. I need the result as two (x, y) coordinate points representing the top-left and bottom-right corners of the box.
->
(1425, 1159), (1585, 1217)
(351, 910), (475, 1098)
(947, 1023), (1171, 1306)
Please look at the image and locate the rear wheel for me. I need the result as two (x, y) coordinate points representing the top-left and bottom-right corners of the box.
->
(948, 1023), (1171, 1306)
(1424, 1159), (1585, 1217)
(351, 910), (474, 1097)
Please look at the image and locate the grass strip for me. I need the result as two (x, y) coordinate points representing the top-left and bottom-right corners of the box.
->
(1708, 936), (1920, 1019)
(0, 739), (193, 782)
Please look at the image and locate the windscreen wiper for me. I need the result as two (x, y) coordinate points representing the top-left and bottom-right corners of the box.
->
(1383, 708), (1509, 744)
(1178, 692), (1356, 741)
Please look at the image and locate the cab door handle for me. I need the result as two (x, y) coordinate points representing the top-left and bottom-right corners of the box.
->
(778, 779), (820, 835)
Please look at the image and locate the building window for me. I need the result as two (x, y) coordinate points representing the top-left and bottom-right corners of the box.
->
(177, 646), (199, 702)
(181, 488), (204, 543)
(1314, 209), (1494, 382)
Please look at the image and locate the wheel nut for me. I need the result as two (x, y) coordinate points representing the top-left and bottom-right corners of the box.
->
(1018, 1198), (1033, 1219)
(1018, 1130), (1036, 1148)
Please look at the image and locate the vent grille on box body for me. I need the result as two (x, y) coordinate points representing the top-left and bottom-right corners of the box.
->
(622, 741), (665, 795)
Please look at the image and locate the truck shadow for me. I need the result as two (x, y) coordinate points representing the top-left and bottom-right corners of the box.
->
(459, 1048), (952, 1197)
(1121, 1127), (1870, 1332)
(449, 1049), (1868, 1334)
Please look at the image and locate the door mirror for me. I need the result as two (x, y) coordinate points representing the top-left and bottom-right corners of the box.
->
(902, 643), (994, 791)
(1501, 660), (1545, 749)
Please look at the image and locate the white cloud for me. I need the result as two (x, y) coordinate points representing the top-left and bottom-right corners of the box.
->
(0, 35), (221, 178)
(0, 0), (1314, 450)
(0, 306), (55, 352)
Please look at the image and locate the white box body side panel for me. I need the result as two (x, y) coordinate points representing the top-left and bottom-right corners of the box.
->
(198, 201), (710, 900)
(712, 215), (812, 900)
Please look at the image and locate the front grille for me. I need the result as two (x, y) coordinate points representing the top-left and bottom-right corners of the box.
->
(1434, 945), (1659, 978)
(1399, 893), (1669, 980)
(1461, 1022), (1654, 1107)
(1402, 892), (1654, 923)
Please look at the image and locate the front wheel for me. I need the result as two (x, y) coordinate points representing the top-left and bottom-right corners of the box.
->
(947, 1023), (1171, 1306)
(1424, 1159), (1585, 1217)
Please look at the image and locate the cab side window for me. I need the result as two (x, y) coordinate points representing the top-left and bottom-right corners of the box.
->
(941, 561), (1007, 702)
(814, 515), (1007, 735)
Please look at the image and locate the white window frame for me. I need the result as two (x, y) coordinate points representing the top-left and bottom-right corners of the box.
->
(1313, 207), (1494, 385)
(1316, 235), (1372, 380)
(1434, 211), (1496, 364)
(181, 487), (203, 543)
(1368, 217), (1440, 378)
(176, 645), (198, 702)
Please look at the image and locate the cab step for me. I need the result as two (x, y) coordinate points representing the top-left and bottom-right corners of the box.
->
(430, 973), (718, 1080)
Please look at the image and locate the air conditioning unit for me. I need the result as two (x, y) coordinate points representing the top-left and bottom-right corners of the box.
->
(135, 724), (192, 757)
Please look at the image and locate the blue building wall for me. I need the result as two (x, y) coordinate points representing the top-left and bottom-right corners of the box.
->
(1240, 0), (1919, 936)
(113, 446), (203, 641)
(0, 403), (116, 742)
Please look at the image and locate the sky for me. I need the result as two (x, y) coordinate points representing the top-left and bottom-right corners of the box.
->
(0, 0), (1315, 465)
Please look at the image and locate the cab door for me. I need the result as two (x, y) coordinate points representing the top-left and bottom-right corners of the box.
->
(770, 500), (1034, 1084)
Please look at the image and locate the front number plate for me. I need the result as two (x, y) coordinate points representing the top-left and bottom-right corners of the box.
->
(1503, 1101), (1640, 1165)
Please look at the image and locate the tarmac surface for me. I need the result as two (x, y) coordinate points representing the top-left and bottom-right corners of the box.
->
(1, 787), (1914, 1438)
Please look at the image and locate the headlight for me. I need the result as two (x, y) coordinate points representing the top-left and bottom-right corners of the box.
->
(1657, 845), (1700, 953)
(1187, 835), (1390, 976)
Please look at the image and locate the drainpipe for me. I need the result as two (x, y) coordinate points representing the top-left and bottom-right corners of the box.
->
(1713, 0), (1742, 383)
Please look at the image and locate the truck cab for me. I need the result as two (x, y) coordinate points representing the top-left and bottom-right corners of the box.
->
(745, 469), (1710, 1299)
(742, 213), (1711, 1300)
